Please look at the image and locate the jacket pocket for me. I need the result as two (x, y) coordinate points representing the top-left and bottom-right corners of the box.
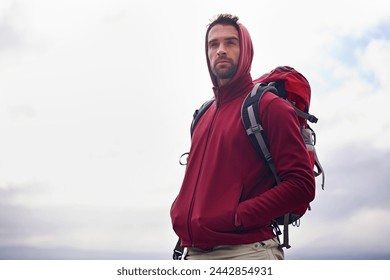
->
(192, 183), (244, 233)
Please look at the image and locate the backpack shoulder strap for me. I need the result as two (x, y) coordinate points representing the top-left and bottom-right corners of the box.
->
(241, 83), (280, 184)
(241, 82), (292, 249)
(190, 98), (214, 137)
(179, 98), (215, 166)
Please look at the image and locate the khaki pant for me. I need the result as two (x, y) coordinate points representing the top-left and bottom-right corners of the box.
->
(185, 238), (284, 260)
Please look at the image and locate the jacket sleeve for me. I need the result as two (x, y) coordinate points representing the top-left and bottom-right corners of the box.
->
(235, 93), (316, 229)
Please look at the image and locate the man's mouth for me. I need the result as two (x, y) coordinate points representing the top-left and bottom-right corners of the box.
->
(216, 59), (231, 66)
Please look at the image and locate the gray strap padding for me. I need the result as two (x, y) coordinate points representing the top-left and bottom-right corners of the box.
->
(246, 104), (281, 185)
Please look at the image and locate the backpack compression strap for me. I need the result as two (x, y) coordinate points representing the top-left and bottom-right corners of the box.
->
(241, 83), (291, 249)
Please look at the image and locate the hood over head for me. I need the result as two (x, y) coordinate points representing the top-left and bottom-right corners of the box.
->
(205, 22), (254, 95)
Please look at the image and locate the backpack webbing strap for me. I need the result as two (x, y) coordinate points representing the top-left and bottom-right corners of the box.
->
(313, 147), (325, 189)
(292, 105), (318, 124)
(173, 239), (184, 260)
(282, 213), (291, 249)
(241, 83), (291, 249)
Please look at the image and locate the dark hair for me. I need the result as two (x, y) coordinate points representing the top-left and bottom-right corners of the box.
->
(206, 14), (240, 34)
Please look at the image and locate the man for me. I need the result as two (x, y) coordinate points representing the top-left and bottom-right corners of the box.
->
(170, 14), (315, 260)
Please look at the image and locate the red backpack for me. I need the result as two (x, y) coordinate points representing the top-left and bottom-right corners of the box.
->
(244, 66), (325, 248)
(251, 66), (324, 187)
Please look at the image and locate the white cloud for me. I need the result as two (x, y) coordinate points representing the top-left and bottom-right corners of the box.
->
(314, 36), (390, 153)
(358, 39), (390, 89)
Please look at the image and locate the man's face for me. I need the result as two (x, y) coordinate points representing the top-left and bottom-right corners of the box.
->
(207, 24), (240, 86)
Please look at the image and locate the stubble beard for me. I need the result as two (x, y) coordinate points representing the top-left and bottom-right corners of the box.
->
(211, 63), (238, 81)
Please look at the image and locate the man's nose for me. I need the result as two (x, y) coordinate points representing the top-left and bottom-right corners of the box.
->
(217, 45), (226, 55)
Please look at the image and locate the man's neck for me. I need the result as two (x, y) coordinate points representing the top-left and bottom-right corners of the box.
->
(218, 78), (231, 87)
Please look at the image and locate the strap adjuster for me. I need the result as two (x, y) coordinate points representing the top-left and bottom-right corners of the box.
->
(247, 124), (263, 136)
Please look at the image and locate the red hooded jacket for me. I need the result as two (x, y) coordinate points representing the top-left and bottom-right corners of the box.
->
(170, 23), (315, 250)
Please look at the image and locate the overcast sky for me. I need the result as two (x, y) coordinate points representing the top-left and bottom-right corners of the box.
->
(0, 0), (389, 260)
